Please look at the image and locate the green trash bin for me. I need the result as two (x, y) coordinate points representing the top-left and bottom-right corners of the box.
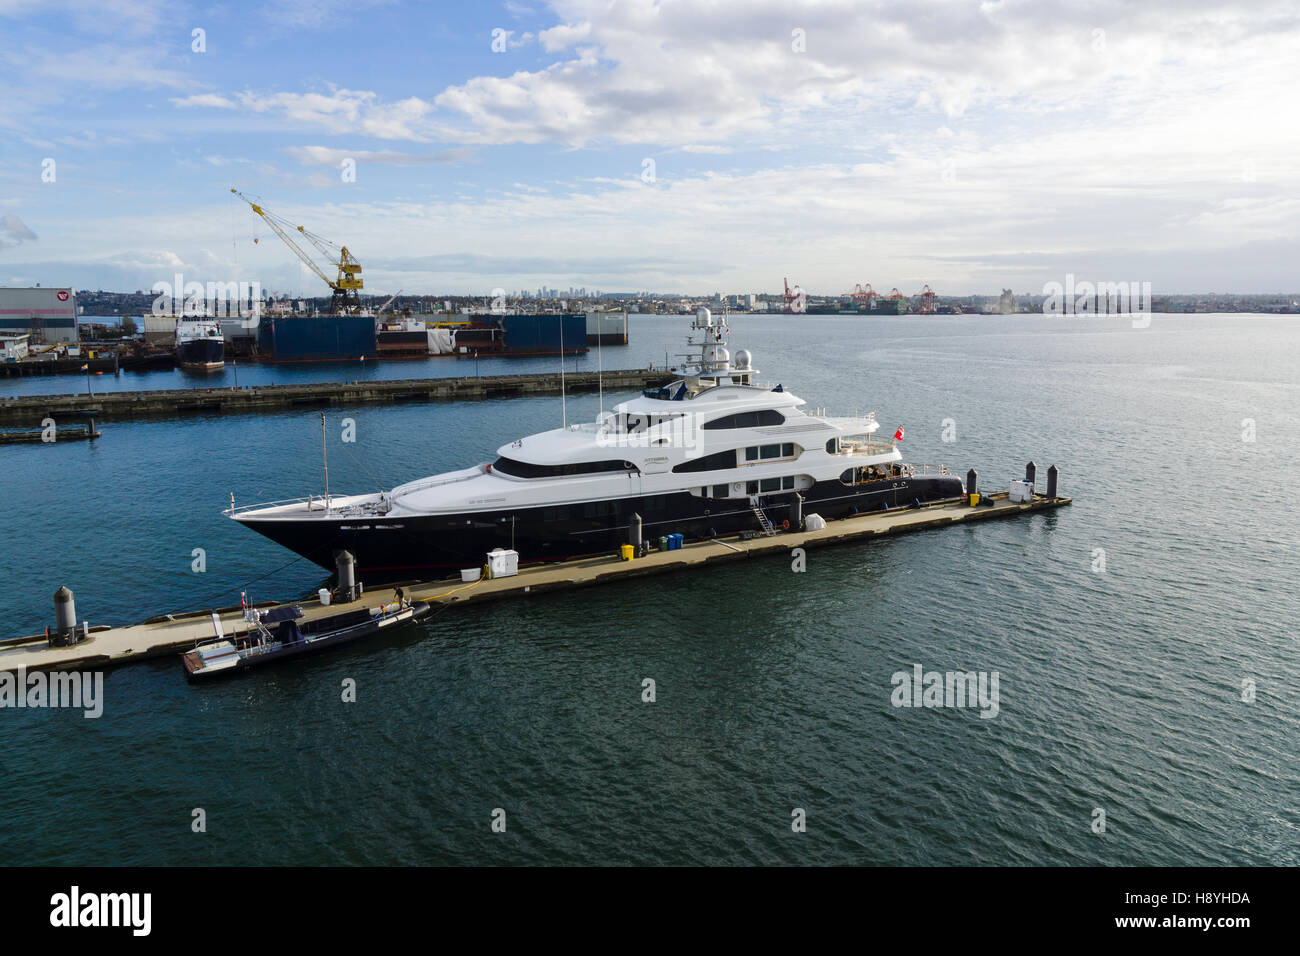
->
(658, 535), (669, 551)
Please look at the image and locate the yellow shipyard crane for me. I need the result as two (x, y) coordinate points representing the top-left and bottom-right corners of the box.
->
(231, 189), (363, 314)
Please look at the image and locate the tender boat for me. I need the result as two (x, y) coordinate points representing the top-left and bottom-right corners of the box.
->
(227, 309), (964, 580)
(182, 598), (430, 680)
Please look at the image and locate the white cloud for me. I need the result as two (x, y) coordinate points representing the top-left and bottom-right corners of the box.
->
(233, 89), (435, 141)
(539, 20), (590, 51)
(173, 94), (239, 110)
(284, 145), (472, 166)
(0, 213), (37, 247)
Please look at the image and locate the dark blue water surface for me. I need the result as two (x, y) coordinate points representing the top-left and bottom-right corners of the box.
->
(1, 313), (1296, 866)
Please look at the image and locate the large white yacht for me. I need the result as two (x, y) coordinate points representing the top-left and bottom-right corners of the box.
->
(229, 310), (962, 578)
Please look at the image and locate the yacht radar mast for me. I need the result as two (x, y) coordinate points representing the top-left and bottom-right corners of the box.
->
(679, 308), (742, 376)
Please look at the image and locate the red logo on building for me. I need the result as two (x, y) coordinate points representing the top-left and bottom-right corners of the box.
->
(56, 291), (69, 301)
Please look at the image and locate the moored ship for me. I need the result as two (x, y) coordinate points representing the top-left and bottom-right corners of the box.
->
(175, 318), (224, 370)
(228, 310), (963, 579)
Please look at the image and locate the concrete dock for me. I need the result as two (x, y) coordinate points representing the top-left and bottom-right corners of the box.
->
(0, 490), (1070, 674)
(0, 421), (100, 444)
(0, 369), (672, 426)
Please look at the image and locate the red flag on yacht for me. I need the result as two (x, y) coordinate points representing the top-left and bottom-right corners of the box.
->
(894, 427), (904, 441)
(80, 363), (88, 371)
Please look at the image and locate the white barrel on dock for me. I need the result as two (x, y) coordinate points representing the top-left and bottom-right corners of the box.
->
(318, 588), (332, 606)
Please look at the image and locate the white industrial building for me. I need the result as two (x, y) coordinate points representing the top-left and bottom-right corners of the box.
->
(0, 332), (31, 361)
(0, 287), (79, 344)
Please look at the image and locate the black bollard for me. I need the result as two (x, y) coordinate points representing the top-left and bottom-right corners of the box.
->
(1047, 465), (1058, 499)
(790, 493), (803, 530)
(52, 586), (79, 646)
(1025, 461), (1036, 491)
(966, 468), (978, 498)
(336, 550), (357, 603)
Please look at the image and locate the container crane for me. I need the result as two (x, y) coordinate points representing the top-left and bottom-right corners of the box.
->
(914, 284), (937, 314)
(783, 277), (804, 314)
(230, 189), (363, 314)
(851, 283), (877, 311)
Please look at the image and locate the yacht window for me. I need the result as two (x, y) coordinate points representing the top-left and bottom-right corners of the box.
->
(712, 483), (729, 498)
(673, 449), (741, 474)
(760, 477), (781, 492)
(746, 480), (759, 495)
(760, 444), (781, 459)
(744, 447), (759, 462)
(493, 456), (638, 479)
(782, 443), (795, 457)
(826, 438), (840, 454)
(782, 476), (795, 490)
(701, 409), (785, 430)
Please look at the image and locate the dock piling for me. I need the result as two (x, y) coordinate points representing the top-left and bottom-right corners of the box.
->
(629, 513), (642, 549)
(1025, 461), (1037, 492)
(966, 468), (978, 497)
(790, 492), (804, 530)
(1046, 464), (1058, 499)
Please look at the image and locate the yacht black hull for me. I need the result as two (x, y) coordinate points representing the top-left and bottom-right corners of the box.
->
(239, 474), (964, 581)
(177, 337), (224, 370)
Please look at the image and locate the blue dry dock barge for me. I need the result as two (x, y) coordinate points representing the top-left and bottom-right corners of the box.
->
(495, 313), (588, 355)
(257, 314), (377, 362)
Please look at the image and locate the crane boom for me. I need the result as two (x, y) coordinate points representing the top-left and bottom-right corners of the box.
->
(230, 189), (363, 314)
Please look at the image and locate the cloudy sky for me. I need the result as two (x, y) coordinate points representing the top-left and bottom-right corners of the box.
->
(1, 0), (1297, 297)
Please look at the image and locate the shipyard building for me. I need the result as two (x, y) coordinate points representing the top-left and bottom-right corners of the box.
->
(0, 287), (79, 344)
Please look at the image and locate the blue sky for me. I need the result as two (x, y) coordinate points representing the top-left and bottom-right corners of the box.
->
(1, 0), (1297, 297)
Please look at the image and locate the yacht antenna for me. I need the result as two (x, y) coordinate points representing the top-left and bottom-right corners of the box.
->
(320, 411), (331, 511)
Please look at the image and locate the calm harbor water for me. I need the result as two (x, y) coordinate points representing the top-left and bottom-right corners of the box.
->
(1, 313), (1297, 866)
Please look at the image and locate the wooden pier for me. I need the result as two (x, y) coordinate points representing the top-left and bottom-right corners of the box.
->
(0, 491), (1071, 674)
(0, 369), (672, 426)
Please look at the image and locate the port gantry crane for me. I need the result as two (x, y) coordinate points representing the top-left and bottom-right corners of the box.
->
(230, 189), (363, 314)
(851, 282), (877, 311)
(914, 284), (937, 313)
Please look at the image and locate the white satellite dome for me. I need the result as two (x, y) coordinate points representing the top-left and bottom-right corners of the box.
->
(733, 349), (752, 370)
(697, 307), (712, 325)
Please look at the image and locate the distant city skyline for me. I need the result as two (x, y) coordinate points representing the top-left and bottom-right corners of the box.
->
(2, 1), (1298, 296)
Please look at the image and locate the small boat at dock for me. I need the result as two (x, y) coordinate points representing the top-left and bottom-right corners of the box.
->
(182, 598), (430, 680)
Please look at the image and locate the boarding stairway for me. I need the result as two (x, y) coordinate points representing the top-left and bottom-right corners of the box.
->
(750, 498), (777, 536)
